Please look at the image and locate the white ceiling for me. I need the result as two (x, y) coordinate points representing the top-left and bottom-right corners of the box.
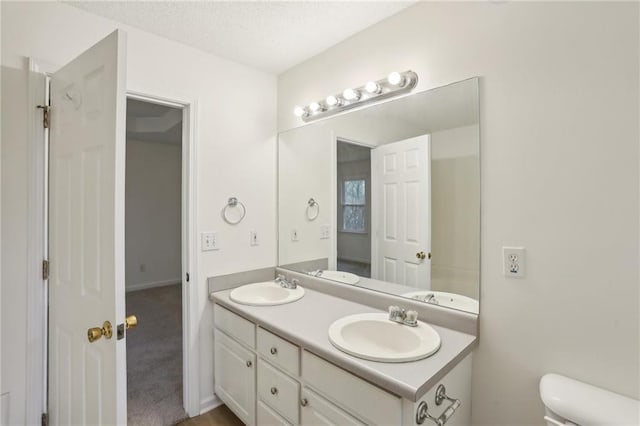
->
(66, 1), (415, 74)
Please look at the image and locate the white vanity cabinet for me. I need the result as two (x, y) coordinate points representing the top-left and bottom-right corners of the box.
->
(213, 303), (471, 426)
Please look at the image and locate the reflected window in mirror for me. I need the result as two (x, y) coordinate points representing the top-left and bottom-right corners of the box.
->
(341, 179), (366, 233)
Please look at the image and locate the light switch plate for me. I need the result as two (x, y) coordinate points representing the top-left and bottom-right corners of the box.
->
(202, 232), (219, 251)
(249, 229), (258, 246)
(320, 224), (330, 239)
(291, 229), (299, 242)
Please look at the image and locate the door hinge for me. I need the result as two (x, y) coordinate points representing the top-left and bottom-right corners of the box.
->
(41, 412), (48, 426)
(42, 259), (50, 280)
(186, 272), (190, 283)
(37, 105), (50, 129)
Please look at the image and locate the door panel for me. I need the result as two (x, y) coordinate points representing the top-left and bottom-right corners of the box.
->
(372, 135), (431, 288)
(49, 30), (127, 425)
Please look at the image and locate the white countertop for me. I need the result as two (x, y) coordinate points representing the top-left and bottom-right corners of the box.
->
(212, 286), (477, 401)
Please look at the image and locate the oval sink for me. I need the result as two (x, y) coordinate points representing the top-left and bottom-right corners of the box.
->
(402, 291), (479, 314)
(328, 313), (441, 363)
(230, 281), (305, 306)
(310, 270), (360, 285)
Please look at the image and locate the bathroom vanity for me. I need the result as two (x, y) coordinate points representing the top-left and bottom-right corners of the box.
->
(211, 285), (475, 426)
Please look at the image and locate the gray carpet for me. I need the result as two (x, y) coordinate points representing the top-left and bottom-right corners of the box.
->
(126, 284), (187, 425)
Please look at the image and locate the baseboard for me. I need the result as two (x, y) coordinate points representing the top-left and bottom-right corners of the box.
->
(126, 278), (181, 292)
(199, 394), (222, 415)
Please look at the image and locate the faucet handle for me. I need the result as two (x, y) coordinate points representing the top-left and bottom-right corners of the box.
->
(405, 310), (418, 325)
(276, 274), (286, 282)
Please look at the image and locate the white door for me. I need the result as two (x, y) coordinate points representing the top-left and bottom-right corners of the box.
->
(371, 135), (431, 288)
(48, 30), (127, 425)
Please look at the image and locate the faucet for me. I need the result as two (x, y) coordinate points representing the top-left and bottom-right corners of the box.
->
(388, 305), (418, 327)
(275, 274), (298, 289)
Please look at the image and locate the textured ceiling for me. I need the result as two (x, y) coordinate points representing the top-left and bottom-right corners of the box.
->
(66, 1), (415, 74)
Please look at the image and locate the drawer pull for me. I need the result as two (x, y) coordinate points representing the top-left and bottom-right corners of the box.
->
(246, 360), (252, 368)
(416, 385), (461, 426)
(270, 386), (278, 395)
(270, 347), (278, 355)
(300, 398), (308, 407)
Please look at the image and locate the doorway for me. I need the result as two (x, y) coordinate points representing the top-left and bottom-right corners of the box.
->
(125, 98), (186, 424)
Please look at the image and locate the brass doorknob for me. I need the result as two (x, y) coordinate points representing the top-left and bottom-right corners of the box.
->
(416, 251), (427, 260)
(87, 321), (113, 343)
(125, 315), (138, 330)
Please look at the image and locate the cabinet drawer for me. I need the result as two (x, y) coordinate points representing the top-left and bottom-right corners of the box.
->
(257, 327), (300, 376)
(258, 359), (300, 424)
(257, 401), (293, 426)
(214, 304), (255, 349)
(302, 351), (401, 425)
(301, 387), (365, 426)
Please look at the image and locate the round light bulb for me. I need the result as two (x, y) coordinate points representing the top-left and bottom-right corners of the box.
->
(293, 106), (307, 117)
(343, 88), (360, 101)
(326, 95), (340, 107)
(309, 101), (321, 112)
(365, 81), (381, 94)
(387, 71), (405, 86)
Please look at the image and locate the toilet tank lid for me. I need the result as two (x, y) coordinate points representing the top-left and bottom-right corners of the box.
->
(540, 374), (640, 426)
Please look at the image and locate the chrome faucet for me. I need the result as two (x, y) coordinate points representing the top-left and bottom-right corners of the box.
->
(275, 274), (298, 289)
(388, 305), (418, 327)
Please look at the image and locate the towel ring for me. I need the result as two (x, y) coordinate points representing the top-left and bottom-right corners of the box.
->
(222, 197), (246, 225)
(306, 198), (320, 221)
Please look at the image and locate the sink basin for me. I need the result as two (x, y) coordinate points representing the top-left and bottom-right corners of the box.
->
(402, 291), (479, 314)
(230, 281), (305, 306)
(310, 270), (360, 285)
(328, 313), (441, 362)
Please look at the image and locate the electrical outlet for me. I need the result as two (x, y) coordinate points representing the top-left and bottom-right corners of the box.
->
(202, 232), (219, 251)
(320, 224), (330, 239)
(503, 246), (525, 278)
(250, 229), (259, 246)
(291, 229), (299, 242)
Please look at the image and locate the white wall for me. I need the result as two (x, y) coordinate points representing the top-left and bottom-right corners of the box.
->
(1, 1), (277, 423)
(278, 2), (639, 425)
(125, 138), (182, 291)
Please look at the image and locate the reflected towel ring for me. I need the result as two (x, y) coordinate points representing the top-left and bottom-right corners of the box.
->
(222, 197), (246, 225)
(307, 198), (320, 221)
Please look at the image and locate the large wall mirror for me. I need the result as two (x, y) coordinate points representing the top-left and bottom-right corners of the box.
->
(278, 78), (480, 314)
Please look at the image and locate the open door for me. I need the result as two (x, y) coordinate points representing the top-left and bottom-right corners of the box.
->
(371, 135), (431, 288)
(48, 30), (128, 425)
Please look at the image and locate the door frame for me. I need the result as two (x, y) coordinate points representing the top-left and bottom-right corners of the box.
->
(26, 59), (201, 420)
(126, 89), (200, 417)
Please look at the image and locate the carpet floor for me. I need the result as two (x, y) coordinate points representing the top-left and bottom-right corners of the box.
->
(126, 284), (186, 425)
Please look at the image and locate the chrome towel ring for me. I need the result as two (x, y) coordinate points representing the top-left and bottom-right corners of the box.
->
(307, 198), (320, 221)
(222, 197), (246, 225)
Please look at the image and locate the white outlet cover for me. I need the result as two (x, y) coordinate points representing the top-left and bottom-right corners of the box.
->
(320, 224), (330, 239)
(503, 246), (525, 278)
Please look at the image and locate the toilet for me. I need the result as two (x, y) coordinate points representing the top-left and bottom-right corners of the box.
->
(540, 374), (640, 426)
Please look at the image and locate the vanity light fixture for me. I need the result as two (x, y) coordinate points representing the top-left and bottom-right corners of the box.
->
(326, 95), (342, 107)
(293, 105), (308, 118)
(294, 70), (418, 122)
(365, 81), (381, 94)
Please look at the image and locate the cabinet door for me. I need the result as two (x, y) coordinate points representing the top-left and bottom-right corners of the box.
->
(301, 388), (365, 426)
(258, 401), (293, 426)
(214, 329), (256, 425)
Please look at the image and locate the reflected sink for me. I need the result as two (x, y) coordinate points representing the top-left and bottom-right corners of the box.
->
(402, 291), (479, 314)
(310, 270), (360, 285)
(230, 281), (305, 306)
(328, 313), (441, 363)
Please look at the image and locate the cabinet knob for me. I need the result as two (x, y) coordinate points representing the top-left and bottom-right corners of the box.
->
(270, 347), (278, 355)
(246, 360), (252, 368)
(270, 387), (278, 395)
(301, 398), (308, 407)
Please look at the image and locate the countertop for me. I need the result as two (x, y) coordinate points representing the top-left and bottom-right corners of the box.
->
(212, 286), (476, 402)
